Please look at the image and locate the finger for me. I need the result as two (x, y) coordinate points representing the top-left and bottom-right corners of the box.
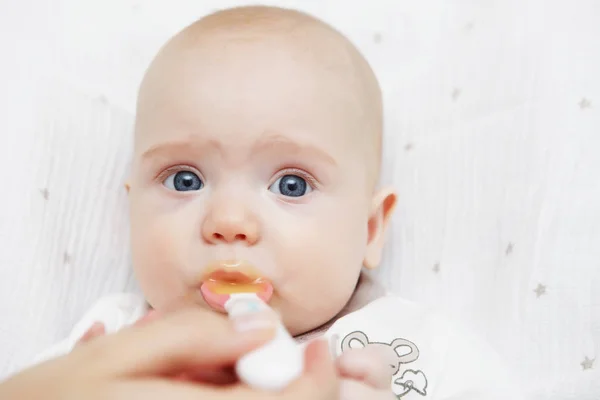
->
(178, 366), (238, 385)
(281, 339), (340, 399)
(102, 380), (240, 400)
(210, 339), (340, 399)
(80, 306), (277, 378)
(133, 309), (160, 327)
(108, 340), (338, 400)
(76, 322), (105, 346)
(339, 378), (396, 400)
(336, 347), (391, 389)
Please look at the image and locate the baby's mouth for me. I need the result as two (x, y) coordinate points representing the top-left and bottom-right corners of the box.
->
(199, 262), (274, 312)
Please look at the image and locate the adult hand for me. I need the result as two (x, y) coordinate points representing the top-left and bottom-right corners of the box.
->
(0, 307), (339, 399)
(75, 309), (159, 347)
(336, 346), (396, 399)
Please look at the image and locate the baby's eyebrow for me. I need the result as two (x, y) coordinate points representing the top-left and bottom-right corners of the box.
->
(251, 133), (337, 166)
(138, 132), (337, 167)
(139, 140), (219, 163)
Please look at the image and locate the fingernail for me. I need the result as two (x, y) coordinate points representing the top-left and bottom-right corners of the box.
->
(232, 310), (278, 333)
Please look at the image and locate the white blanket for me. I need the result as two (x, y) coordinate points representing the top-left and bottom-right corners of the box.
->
(0, 0), (598, 398)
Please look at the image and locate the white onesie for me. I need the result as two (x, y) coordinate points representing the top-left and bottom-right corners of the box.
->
(30, 273), (524, 399)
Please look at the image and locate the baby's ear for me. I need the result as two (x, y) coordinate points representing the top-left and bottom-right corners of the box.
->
(364, 186), (397, 269)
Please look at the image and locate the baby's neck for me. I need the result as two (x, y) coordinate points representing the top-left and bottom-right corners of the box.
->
(294, 270), (386, 343)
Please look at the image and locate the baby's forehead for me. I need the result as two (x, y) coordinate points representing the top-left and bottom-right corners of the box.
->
(139, 7), (375, 106)
(134, 6), (382, 181)
(147, 17), (364, 93)
(138, 42), (360, 142)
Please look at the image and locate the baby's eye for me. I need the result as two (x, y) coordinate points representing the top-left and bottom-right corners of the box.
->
(163, 171), (204, 192)
(269, 174), (313, 197)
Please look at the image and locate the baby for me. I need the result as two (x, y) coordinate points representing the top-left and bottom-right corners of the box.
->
(31, 5), (522, 399)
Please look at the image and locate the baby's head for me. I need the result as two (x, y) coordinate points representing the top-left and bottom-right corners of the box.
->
(126, 5), (396, 335)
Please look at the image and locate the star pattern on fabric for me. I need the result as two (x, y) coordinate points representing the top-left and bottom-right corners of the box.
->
(579, 98), (591, 109)
(505, 243), (514, 255)
(97, 95), (108, 105)
(452, 88), (461, 101)
(40, 188), (49, 200)
(433, 263), (440, 274)
(534, 284), (546, 298)
(581, 356), (595, 370)
(64, 252), (71, 264)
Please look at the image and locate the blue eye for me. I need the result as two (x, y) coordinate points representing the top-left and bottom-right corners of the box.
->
(269, 174), (313, 197)
(163, 171), (204, 191)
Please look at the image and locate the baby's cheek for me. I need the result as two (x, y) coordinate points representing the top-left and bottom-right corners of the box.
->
(285, 275), (356, 336)
(279, 252), (359, 335)
(132, 222), (186, 308)
(273, 212), (365, 335)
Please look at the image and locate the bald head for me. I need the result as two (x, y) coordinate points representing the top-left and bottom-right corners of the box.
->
(135, 5), (383, 186)
(128, 8), (395, 320)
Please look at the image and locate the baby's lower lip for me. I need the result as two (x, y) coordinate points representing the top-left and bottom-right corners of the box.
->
(200, 281), (273, 312)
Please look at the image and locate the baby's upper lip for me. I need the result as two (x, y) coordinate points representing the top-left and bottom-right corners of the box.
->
(201, 260), (268, 284)
(206, 270), (257, 284)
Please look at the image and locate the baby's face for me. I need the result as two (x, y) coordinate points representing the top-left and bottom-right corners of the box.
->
(128, 23), (393, 335)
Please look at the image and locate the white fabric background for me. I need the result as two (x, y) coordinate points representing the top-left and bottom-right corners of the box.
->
(0, 0), (598, 398)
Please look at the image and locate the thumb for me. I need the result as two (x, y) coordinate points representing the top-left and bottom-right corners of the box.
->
(220, 338), (340, 400)
(282, 339), (340, 399)
(78, 306), (276, 378)
(336, 347), (392, 389)
(76, 322), (106, 346)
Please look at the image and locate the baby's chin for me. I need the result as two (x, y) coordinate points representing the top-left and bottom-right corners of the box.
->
(281, 297), (351, 337)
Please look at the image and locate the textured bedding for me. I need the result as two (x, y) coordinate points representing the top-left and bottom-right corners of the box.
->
(0, 0), (598, 398)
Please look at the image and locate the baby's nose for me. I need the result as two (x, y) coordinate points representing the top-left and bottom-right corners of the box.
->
(202, 201), (260, 245)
